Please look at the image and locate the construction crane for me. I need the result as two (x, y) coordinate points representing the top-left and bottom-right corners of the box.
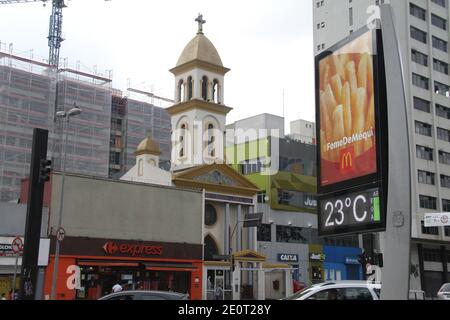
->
(0, 0), (110, 68)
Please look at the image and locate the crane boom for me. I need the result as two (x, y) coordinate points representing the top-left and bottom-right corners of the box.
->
(1, 0), (64, 68)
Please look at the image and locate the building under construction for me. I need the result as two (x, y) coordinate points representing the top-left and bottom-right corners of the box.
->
(0, 46), (173, 202)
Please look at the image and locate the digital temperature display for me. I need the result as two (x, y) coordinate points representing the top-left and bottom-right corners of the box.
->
(319, 187), (384, 236)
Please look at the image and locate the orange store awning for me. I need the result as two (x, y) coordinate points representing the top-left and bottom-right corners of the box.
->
(77, 260), (139, 268)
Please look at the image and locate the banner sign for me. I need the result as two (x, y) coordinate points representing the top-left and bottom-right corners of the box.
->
(424, 213), (450, 227)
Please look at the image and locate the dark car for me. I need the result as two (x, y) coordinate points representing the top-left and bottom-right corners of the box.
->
(99, 290), (189, 301)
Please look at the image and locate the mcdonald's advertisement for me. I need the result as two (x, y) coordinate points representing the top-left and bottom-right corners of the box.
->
(317, 30), (377, 187)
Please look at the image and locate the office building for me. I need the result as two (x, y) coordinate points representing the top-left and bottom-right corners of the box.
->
(313, 0), (450, 297)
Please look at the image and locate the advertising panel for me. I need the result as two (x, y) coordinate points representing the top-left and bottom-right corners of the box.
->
(318, 30), (377, 187)
(316, 26), (388, 236)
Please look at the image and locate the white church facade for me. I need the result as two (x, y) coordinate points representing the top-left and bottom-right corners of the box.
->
(121, 15), (293, 300)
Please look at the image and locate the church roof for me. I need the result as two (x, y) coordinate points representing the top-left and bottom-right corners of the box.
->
(176, 33), (224, 67)
(135, 135), (161, 156)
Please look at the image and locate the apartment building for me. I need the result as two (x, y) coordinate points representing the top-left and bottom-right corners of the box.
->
(313, 0), (450, 297)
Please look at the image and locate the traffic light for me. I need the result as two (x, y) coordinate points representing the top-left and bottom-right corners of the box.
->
(39, 159), (52, 183)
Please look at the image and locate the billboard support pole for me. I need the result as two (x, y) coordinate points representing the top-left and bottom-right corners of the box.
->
(379, 4), (411, 300)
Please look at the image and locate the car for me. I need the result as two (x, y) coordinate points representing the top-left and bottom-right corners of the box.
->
(99, 290), (189, 301)
(285, 281), (381, 300)
(437, 283), (450, 300)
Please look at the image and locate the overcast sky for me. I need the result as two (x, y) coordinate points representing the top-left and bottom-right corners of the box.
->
(0, 0), (315, 132)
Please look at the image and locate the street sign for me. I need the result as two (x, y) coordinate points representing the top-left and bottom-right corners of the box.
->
(11, 237), (23, 254)
(243, 212), (263, 228)
(424, 213), (450, 227)
(56, 227), (65, 242)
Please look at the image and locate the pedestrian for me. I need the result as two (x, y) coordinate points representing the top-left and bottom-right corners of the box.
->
(1, 293), (6, 300)
(214, 281), (224, 300)
(112, 281), (123, 293)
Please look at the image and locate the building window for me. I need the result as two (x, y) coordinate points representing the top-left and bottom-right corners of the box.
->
(205, 203), (218, 226)
(439, 150), (450, 165)
(436, 104), (450, 119)
(204, 235), (219, 260)
(441, 174), (450, 188)
(212, 79), (220, 103)
(413, 97), (430, 113)
(187, 76), (193, 100)
(423, 248), (442, 261)
(257, 192), (267, 204)
(431, 13), (447, 30)
(432, 36), (448, 52)
(410, 3), (427, 21)
(417, 145), (434, 161)
(431, 0), (447, 8)
(418, 170), (435, 185)
(178, 79), (185, 102)
(411, 50), (428, 67)
(202, 76), (208, 101)
(419, 195), (437, 210)
(445, 227), (450, 237)
(412, 73), (429, 90)
(276, 225), (307, 244)
(437, 127), (450, 142)
(257, 224), (272, 242)
(435, 81), (450, 97)
(415, 121), (432, 137)
(422, 222), (440, 236)
(410, 26), (427, 44)
(442, 199), (450, 211)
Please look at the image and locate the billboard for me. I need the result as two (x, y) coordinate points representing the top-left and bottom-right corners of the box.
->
(318, 30), (377, 188)
(316, 26), (388, 236)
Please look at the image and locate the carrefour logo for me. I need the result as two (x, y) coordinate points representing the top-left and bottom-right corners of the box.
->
(103, 241), (163, 257)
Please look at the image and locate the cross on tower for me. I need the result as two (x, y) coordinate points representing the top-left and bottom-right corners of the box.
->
(195, 13), (206, 34)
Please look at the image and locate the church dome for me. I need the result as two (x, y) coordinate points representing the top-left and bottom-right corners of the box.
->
(176, 33), (224, 67)
(135, 135), (161, 156)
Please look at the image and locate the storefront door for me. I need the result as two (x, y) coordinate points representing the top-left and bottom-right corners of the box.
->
(206, 269), (232, 300)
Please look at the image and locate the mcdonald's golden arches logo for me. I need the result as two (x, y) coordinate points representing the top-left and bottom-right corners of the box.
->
(341, 152), (353, 169)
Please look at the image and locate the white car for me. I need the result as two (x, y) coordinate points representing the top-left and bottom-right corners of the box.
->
(437, 283), (450, 300)
(285, 281), (381, 300)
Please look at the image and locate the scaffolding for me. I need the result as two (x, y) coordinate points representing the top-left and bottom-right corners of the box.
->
(0, 43), (113, 202)
(0, 45), (56, 202)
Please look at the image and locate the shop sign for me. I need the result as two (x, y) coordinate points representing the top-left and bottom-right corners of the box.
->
(309, 253), (326, 262)
(277, 254), (299, 263)
(102, 241), (163, 257)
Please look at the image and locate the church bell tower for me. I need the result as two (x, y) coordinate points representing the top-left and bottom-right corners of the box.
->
(168, 14), (233, 172)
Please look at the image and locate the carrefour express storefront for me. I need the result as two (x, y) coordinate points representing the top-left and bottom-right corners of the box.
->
(323, 246), (363, 281)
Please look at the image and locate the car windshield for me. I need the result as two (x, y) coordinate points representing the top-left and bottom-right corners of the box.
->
(285, 286), (317, 300)
(440, 284), (450, 292)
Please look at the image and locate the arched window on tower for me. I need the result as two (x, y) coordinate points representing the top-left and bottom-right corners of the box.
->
(204, 235), (219, 261)
(213, 79), (220, 104)
(187, 76), (193, 100)
(202, 76), (208, 101)
(207, 123), (215, 157)
(179, 123), (186, 158)
(178, 79), (185, 102)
